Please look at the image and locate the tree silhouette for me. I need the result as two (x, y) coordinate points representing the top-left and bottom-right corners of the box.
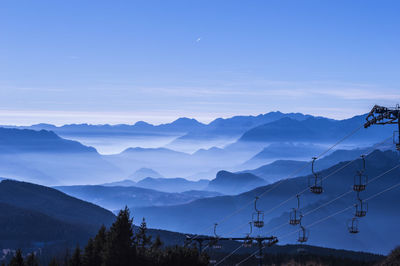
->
(102, 207), (136, 266)
(8, 249), (24, 266)
(69, 245), (82, 266)
(25, 253), (38, 266)
(136, 218), (152, 252)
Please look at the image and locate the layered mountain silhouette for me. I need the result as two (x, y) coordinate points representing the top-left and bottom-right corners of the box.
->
(10, 117), (206, 136)
(238, 115), (394, 144)
(136, 177), (209, 193)
(240, 146), (379, 183)
(0, 128), (121, 185)
(55, 184), (221, 210)
(132, 150), (400, 254)
(207, 170), (267, 194)
(128, 167), (164, 181)
(167, 112), (314, 152)
(0, 179), (115, 248)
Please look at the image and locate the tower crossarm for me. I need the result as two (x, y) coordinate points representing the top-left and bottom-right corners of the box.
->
(364, 105), (400, 128)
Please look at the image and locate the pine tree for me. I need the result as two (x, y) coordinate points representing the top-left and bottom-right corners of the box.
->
(25, 253), (38, 266)
(82, 238), (94, 266)
(8, 249), (24, 266)
(69, 245), (82, 266)
(136, 218), (152, 251)
(151, 235), (163, 251)
(91, 225), (107, 266)
(102, 207), (136, 266)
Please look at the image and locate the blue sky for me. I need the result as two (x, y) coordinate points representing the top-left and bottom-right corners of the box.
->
(1, 0), (399, 125)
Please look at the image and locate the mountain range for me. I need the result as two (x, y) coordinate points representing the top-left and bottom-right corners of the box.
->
(131, 150), (400, 254)
(0, 179), (115, 249)
(0, 178), (386, 265)
(54, 184), (221, 210)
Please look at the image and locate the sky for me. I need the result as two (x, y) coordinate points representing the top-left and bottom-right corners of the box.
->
(0, 0), (399, 125)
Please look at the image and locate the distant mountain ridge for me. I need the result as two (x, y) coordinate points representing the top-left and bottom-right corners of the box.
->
(7, 117), (206, 136)
(0, 127), (121, 185)
(207, 170), (267, 195)
(238, 115), (394, 144)
(132, 150), (400, 254)
(54, 184), (221, 210)
(136, 177), (209, 193)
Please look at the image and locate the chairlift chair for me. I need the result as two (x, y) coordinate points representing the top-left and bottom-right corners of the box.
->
(298, 225), (309, 243)
(290, 208), (302, 225)
(243, 222), (253, 247)
(253, 197), (265, 228)
(355, 200), (368, 217)
(353, 172), (367, 192)
(394, 131), (400, 151)
(211, 223), (222, 249)
(290, 195), (302, 225)
(309, 157), (323, 194)
(354, 155), (367, 192)
(347, 218), (359, 234)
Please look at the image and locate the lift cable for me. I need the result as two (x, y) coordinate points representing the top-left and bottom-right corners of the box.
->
(262, 135), (392, 218)
(214, 244), (243, 266)
(188, 123), (365, 242)
(280, 167), (400, 241)
(265, 162), (400, 237)
(236, 174), (400, 266)
(223, 158), (398, 265)
(204, 136), (391, 262)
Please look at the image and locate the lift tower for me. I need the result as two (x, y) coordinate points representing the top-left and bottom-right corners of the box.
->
(364, 105), (400, 150)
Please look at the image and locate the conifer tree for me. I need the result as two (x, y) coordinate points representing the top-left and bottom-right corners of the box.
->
(25, 253), (38, 266)
(151, 235), (163, 251)
(102, 207), (135, 266)
(82, 238), (94, 266)
(93, 225), (107, 265)
(136, 218), (152, 251)
(69, 245), (82, 266)
(8, 249), (24, 266)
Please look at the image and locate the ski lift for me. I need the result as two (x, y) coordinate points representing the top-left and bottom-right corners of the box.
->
(243, 222), (253, 247)
(298, 217), (309, 243)
(289, 195), (302, 225)
(353, 155), (367, 192)
(298, 225), (309, 243)
(211, 223), (222, 249)
(394, 131), (400, 151)
(252, 197), (264, 228)
(309, 157), (323, 194)
(347, 217), (359, 234)
(355, 198), (368, 217)
(267, 236), (279, 247)
(364, 104), (400, 150)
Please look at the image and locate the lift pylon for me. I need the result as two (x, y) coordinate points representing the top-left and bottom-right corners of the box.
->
(364, 104), (400, 150)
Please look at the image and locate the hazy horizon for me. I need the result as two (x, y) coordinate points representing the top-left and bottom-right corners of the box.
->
(0, 108), (379, 127)
(1, 0), (399, 126)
